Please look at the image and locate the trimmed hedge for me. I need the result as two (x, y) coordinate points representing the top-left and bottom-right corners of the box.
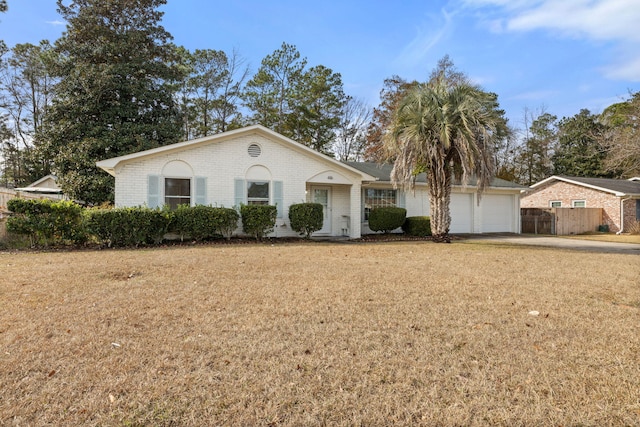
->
(85, 206), (170, 247)
(171, 205), (239, 241)
(6, 202), (242, 248)
(6, 198), (86, 246)
(289, 203), (323, 239)
(368, 207), (407, 233)
(402, 216), (432, 237)
(240, 204), (277, 240)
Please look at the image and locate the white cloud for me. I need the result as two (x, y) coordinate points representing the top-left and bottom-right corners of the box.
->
(460, 0), (640, 42)
(46, 20), (66, 26)
(458, 0), (640, 82)
(505, 0), (640, 43)
(603, 56), (640, 82)
(394, 9), (454, 68)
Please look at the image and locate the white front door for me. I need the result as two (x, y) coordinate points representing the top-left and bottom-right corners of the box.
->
(312, 186), (331, 235)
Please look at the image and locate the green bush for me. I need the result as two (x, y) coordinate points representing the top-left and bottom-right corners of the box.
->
(6, 198), (86, 246)
(240, 204), (277, 240)
(289, 203), (323, 239)
(368, 207), (407, 233)
(402, 216), (432, 237)
(170, 205), (239, 241)
(85, 206), (170, 247)
(216, 207), (241, 240)
(171, 205), (214, 241)
(84, 209), (118, 247)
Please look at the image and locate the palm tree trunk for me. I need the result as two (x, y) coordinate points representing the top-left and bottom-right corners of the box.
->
(428, 167), (452, 243)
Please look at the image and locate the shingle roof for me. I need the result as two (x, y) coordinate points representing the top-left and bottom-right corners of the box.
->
(534, 176), (640, 196)
(345, 161), (526, 189)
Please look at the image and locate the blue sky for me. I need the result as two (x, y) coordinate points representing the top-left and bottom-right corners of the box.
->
(2, 0), (639, 129)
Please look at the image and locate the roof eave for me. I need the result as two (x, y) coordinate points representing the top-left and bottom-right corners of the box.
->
(95, 125), (378, 181)
(533, 175), (635, 197)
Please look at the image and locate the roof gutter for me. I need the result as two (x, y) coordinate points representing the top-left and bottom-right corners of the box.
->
(617, 196), (633, 234)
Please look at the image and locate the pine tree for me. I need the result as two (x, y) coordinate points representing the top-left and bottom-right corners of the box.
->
(243, 43), (346, 154)
(42, 0), (182, 203)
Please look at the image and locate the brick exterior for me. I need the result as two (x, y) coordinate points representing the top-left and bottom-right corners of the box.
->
(104, 127), (522, 237)
(521, 180), (639, 233)
(112, 132), (367, 238)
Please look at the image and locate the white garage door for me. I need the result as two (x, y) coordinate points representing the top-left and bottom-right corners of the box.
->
(450, 193), (473, 233)
(481, 194), (514, 232)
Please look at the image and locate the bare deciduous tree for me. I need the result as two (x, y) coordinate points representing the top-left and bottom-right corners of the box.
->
(333, 97), (371, 162)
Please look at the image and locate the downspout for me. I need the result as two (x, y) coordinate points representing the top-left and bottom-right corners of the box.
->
(617, 196), (632, 234)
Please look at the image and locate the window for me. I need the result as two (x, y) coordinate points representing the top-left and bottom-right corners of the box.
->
(572, 200), (586, 208)
(550, 201), (562, 208)
(636, 200), (640, 220)
(364, 188), (397, 220)
(247, 181), (269, 205)
(165, 178), (190, 209)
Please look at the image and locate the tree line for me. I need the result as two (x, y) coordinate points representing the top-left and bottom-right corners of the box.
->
(365, 68), (640, 187)
(1, 0), (638, 206)
(494, 97), (640, 186)
(0, 0), (371, 203)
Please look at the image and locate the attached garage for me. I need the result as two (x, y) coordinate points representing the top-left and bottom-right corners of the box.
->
(450, 193), (473, 233)
(481, 194), (516, 232)
(346, 162), (526, 236)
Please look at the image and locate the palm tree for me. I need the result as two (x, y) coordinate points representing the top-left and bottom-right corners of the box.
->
(384, 76), (505, 242)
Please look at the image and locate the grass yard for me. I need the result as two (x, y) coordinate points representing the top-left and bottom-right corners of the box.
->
(1, 241), (639, 426)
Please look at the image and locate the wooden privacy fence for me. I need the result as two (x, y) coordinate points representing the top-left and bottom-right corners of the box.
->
(0, 188), (61, 209)
(521, 208), (555, 234)
(521, 207), (603, 235)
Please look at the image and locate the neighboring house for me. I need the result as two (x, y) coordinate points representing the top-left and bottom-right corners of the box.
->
(15, 175), (65, 200)
(521, 175), (640, 233)
(96, 125), (523, 238)
(1, 175), (65, 220)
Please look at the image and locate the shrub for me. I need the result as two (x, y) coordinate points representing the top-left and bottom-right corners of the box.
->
(216, 207), (240, 240)
(85, 206), (170, 247)
(84, 208), (119, 247)
(368, 207), (407, 233)
(402, 216), (432, 237)
(240, 204), (277, 240)
(170, 205), (239, 241)
(171, 205), (213, 241)
(6, 198), (86, 246)
(289, 203), (323, 239)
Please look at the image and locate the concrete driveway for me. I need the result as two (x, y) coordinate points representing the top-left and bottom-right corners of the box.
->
(464, 234), (640, 255)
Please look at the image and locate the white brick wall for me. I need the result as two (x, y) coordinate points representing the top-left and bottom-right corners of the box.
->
(109, 128), (522, 237)
(113, 133), (366, 237)
(359, 183), (519, 234)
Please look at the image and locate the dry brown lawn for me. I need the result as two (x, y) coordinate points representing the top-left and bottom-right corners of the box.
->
(1, 241), (639, 426)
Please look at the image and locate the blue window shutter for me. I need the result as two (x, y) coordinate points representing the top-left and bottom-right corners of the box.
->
(148, 175), (160, 208)
(636, 199), (640, 220)
(195, 177), (207, 205)
(234, 178), (245, 207)
(273, 180), (283, 218)
(397, 190), (406, 209)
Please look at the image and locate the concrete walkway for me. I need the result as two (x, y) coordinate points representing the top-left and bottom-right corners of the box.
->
(465, 234), (640, 255)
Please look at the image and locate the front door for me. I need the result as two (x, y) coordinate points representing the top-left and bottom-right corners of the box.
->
(311, 186), (331, 235)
